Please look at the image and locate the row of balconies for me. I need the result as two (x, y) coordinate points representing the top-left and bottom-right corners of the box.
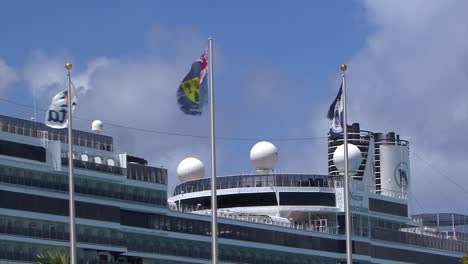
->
(0, 173), (167, 207)
(0, 251), (129, 264)
(0, 225), (124, 247)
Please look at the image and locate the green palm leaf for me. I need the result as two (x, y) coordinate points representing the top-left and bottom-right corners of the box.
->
(36, 248), (69, 264)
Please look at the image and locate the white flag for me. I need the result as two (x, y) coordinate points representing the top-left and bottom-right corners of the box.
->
(45, 86), (77, 129)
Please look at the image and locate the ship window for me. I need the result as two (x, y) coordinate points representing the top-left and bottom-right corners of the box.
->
(29, 222), (38, 230)
(137, 166), (144, 180)
(243, 175), (254, 187)
(300, 175), (310, 187)
(279, 192), (336, 206)
(14, 220), (23, 229)
(0, 139), (46, 162)
(280, 175), (290, 186)
(13, 245), (24, 255)
(180, 192), (277, 209)
(254, 175), (263, 187)
(369, 198), (407, 217)
(142, 166), (149, 181)
(228, 176), (237, 188)
(29, 247), (38, 258)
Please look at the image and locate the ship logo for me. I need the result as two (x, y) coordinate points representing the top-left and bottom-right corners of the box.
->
(394, 162), (409, 190)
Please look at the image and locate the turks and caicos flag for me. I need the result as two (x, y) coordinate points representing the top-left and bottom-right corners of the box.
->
(327, 83), (344, 139)
(45, 87), (77, 129)
(177, 51), (208, 115)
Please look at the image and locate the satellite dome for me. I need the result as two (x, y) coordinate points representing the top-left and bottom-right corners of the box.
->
(177, 157), (205, 182)
(92, 120), (103, 134)
(333, 144), (362, 173)
(250, 141), (279, 171)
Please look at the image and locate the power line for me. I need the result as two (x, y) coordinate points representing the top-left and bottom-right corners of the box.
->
(0, 97), (327, 142)
(411, 150), (468, 196)
(2, 96), (467, 205)
(407, 191), (425, 213)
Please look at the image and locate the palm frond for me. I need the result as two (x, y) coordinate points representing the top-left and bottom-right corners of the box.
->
(35, 248), (69, 264)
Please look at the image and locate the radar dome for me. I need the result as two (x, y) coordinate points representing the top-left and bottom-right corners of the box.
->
(92, 120), (103, 134)
(177, 157), (205, 182)
(333, 144), (362, 173)
(250, 141), (279, 171)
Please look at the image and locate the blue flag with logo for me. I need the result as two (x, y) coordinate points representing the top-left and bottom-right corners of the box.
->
(327, 83), (344, 139)
(177, 52), (208, 115)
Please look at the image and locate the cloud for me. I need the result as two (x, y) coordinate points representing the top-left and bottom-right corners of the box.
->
(0, 58), (18, 94)
(22, 26), (211, 193)
(23, 50), (71, 101)
(348, 0), (468, 214)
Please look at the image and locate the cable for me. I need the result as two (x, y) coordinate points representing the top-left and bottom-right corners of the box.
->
(411, 150), (468, 196)
(407, 191), (425, 213)
(0, 97), (328, 142)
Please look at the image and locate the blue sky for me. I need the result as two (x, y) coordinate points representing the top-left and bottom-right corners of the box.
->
(0, 0), (467, 214)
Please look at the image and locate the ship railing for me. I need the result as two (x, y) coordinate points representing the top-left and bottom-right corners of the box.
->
(62, 157), (125, 176)
(369, 187), (407, 199)
(0, 250), (129, 264)
(0, 118), (113, 152)
(0, 251), (33, 262)
(185, 209), (339, 235)
(0, 167), (167, 207)
(126, 162), (168, 185)
(174, 174), (342, 196)
(327, 130), (373, 143)
(0, 224), (125, 247)
(218, 211), (339, 234)
(371, 226), (468, 253)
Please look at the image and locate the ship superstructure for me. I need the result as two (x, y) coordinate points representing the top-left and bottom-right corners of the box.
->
(0, 115), (466, 264)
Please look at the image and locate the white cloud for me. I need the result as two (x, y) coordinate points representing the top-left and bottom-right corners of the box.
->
(22, 26), (211, 193)
(348, 0), (468, 214)
(23, 50), (70, 100)
(0, 58), (18, 93)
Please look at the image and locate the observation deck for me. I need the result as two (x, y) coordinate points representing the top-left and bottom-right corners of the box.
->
(173, 173), (342, 196)
(0, 115), (113, 152)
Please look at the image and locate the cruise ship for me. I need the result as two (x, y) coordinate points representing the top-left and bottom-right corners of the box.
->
(0, 114), (466, 264)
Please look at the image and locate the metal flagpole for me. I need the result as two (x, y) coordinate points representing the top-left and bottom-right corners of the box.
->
(208, 37), (219, 264)
(65, 62), (77, 264)
(341, 64), (353, 264)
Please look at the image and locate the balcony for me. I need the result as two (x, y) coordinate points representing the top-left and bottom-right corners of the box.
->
(370, 226), (468, 253)
(0, 224), (125, 248)
(174, 174), (341, 196)
(0, 115), (113, 152)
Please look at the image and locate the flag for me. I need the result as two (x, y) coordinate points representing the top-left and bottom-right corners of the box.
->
(45, 85), (77, 129)
(327, 83), (344, 139)
(177, 51), (208, 115)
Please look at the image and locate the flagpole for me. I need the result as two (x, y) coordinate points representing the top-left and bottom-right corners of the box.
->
(341, 64), (353, 264)
(65, 62), (77, 264)
(208, 37), (219, 264)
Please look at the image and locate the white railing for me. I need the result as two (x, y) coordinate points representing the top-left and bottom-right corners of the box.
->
(180, 208), (339, 235)
(369, 187), (407, 200)
(0, 122), (113, 152)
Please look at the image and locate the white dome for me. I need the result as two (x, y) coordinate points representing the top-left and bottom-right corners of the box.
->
(177, 157), (205, 182)
(92, 120), (103, 134)
(333, 143), (362, 173)
(250, 141), (279, 170)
